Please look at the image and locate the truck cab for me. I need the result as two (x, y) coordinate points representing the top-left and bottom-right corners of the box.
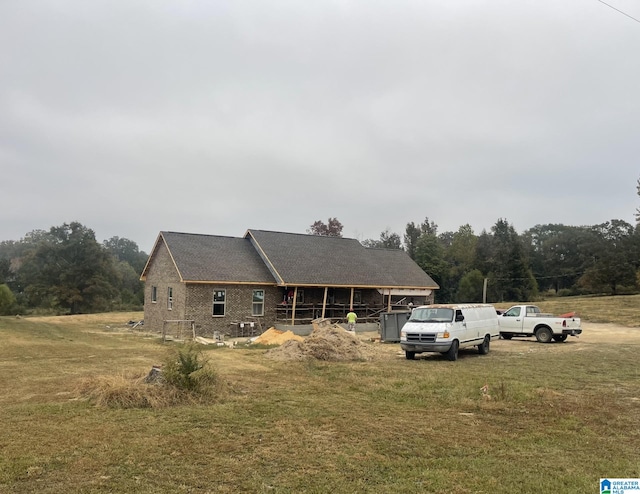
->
(499, 305), (582, 343)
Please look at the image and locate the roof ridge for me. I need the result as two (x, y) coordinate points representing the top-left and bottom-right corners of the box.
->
(248, 229), (356, 241)
(365, 246), (406, 252)
(162, 231), (242, 240)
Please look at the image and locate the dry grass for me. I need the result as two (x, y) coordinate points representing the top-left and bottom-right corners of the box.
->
(75, 372), (190, 408)
(75, 344), (227, 409)
(26, 311), (144, 328)
(1, 298), (640, 493)
(496, 293), (640, 327)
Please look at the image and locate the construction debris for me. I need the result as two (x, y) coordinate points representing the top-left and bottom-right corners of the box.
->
(195, 336), (213, 345)
(253, 328), (304, 346)
(265, 321), (375, 362)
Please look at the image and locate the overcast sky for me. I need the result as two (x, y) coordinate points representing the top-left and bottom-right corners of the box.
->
(1, 1), (639, 253)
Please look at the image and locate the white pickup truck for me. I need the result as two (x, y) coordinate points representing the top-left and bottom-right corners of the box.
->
(498, 305), (582, 343)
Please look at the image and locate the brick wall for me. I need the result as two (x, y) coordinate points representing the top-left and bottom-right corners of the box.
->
(185, 284), (280, 336)
(143, 241), (186, 332)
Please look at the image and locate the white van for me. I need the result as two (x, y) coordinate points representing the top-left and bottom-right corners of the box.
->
(400, 304), (500, 361)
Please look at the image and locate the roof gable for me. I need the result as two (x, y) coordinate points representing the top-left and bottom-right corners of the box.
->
(143, 232), (276, 284)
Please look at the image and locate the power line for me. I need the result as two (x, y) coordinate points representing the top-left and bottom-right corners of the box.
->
(491, 261), (635, 282)
(596, 0), (640, 24)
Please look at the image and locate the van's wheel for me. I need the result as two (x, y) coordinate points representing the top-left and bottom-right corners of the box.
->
(535, 327), (553, 343)
(501, 333), (513, 340)
(553, 334), (568, 342)
(446, 340), (459, 361)
(478, 335), (490, 355)
(405, 351), (415, 360)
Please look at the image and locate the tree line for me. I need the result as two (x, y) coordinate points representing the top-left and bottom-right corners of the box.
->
(0, 222), (147, 315)
(1, 208), (639, 316)
(310, 215), (640, 304)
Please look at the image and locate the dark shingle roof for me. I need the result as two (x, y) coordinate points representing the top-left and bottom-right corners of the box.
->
(363, 247), (440, 288)
(143, 229), (438, 289)
(159, 232), (276, 283)
(246, 229), (438, 288)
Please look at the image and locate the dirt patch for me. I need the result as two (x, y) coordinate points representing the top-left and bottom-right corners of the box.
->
(266, 321), (640, 362)
(265, 321), (376, 362)
(491, 322), (640, 355)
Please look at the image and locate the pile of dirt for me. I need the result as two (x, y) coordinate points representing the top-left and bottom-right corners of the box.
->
(253, 328), (304, 345)
(265, 321), (375, 362)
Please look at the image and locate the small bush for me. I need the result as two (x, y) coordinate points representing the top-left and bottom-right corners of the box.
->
(163, 344), (218, 397)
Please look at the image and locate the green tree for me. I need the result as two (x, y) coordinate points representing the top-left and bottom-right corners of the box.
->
(524, 224), (589, 294)
(404, 218), (437, 259)
(636, 177), (640, 226)
(0, 240), (25, 262)
(18, 222), (118, 314)
(414, 232), (449, 302)
(0, 231), (59, 301)
(0, 284), (16, 315)
(103, 236), (147, 307)
(444, 224), (477, 301)
(457, 269), (485, 303)
(484, 219), (537, 302)
(380, 229), (402, 249)
(579, 220), (637, 295)
(308, 218), (344, 237)
(103, 236), (148, 274)
(361, 229), (403, 249)
(473, 230), (494, 277)
(0, 258), (10, 284)
(113, 260), (145, 308)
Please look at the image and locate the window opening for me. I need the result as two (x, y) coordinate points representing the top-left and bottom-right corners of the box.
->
(213, 289), (226, 316)
(252, 289), (264, 316)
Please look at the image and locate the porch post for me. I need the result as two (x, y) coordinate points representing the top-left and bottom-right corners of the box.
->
(290, 286), (298, 325)
(349, 287), (354, 311)
(321, 286), (328, 319)
(387, 288), (392, 312)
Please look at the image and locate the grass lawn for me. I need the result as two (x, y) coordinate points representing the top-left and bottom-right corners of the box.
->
(495, 293), (640, 327)
(1, 297), (639, 493)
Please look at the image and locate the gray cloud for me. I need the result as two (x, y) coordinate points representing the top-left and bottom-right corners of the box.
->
(1, 0), (639, 251)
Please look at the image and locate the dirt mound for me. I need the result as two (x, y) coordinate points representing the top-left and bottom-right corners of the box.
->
(253, 328), (304, 345)
(265, 322), (375, 361)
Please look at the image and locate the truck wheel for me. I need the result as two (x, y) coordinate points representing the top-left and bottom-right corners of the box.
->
(535, 326), (553, 343)
(500, 333), (513, 340)
(405, 351), (415, 360)
(478, 335), (490, 355)
(446, 340), (459, 361)
(553, 335), (568, 343)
